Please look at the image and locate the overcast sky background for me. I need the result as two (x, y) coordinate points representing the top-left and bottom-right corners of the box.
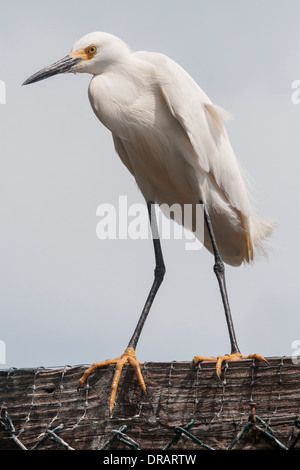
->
(1, 0), (300, 370)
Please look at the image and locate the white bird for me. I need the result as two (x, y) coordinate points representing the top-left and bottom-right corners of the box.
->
(23, 32), (275, 415)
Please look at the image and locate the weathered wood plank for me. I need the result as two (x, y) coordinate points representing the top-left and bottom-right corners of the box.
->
(0, 357), (299, 450)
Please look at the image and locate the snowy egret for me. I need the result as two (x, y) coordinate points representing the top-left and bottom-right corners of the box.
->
(23, 32), (275, 415)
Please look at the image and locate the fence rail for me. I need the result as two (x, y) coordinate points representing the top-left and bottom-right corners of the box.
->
(1, 357), (299, 450)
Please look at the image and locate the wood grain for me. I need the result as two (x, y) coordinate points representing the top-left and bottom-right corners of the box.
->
(1, 357), (299, 450)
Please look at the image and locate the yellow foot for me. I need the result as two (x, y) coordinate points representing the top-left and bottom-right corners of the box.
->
(193, 352), (268, 378)
(78, 347), (146, 416)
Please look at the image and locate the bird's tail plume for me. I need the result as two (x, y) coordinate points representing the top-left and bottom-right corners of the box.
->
(250, 215), (278, 261)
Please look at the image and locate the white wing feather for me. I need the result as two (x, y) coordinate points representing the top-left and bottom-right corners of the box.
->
(134, 52), (249, 212)
(132, 51), (275, 265)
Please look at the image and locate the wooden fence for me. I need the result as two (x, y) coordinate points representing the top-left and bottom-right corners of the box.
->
(0, 357), (299, 450)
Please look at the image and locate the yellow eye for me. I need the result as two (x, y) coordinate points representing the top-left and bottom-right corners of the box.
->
(87, 45), (97, 55)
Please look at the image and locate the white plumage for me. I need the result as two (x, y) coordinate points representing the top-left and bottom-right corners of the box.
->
(74, 32), (274, 266)
(23, 31), (275, 413)
(24, 31), (275, 265)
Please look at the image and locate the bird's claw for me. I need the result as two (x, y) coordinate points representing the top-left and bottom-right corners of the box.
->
(193, 352), (268, 378)
(78, 347), (146, 417)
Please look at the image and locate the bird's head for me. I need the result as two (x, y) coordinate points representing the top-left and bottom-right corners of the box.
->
(22, 32), (130, 85)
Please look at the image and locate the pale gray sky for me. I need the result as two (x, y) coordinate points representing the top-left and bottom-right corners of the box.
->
(1, 0), (300, 369)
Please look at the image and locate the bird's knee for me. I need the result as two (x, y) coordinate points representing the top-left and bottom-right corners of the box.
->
(213, 258), (224, 276)
(155, 264), (166, 282)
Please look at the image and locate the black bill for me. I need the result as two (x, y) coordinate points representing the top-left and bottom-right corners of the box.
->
(22, 55), (82, 86)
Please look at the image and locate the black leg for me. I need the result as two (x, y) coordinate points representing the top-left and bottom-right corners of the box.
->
(78, 201), (165, 414)
(128, 201), (166, 350)
(200, 201), (240, 355)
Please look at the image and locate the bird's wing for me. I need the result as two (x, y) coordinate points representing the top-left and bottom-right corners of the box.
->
(133, 51), (251, 215)
(112, 133), (134, 176)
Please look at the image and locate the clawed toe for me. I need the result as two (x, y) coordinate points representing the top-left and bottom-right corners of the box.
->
(193, 351), (267, 378)
(78, 347), (146, 416)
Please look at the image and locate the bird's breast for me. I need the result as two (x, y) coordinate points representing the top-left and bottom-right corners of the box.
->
(88, 73), (158, 135)
(88, 73), (199, 202)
